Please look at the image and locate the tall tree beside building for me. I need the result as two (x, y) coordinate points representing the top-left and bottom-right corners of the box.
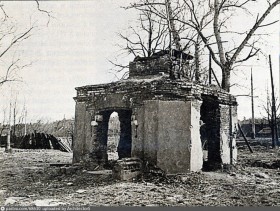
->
(125, 0), (279, 91)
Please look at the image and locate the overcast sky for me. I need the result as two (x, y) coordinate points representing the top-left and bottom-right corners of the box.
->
(0, 0), (279, 123)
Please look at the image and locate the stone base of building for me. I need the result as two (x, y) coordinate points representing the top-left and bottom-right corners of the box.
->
(112, 158), (142, 181)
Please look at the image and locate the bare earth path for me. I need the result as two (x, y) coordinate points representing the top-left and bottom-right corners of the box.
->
(0, 146), (279, 206)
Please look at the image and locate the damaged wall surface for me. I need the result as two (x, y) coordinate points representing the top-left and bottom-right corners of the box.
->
(73, 54), (238, 174)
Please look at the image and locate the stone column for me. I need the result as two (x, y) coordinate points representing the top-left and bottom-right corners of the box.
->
(73, 101), (87, 163)
(90, 112), (110, 165)
(189, 99), (203, 171)
(83, 110), (93, 163)
(131, 107), (144, 160)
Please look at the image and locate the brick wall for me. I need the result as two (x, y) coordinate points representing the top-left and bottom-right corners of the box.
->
(129, 55), (171, 77)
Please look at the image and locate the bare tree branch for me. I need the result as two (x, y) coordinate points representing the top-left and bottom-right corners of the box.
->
(0, 26), (34, 59)
(230, 0), (280, 65)
(35, 0), (54, 26)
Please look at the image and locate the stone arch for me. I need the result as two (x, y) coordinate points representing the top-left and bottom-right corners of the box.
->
(95, 109), (132, 165)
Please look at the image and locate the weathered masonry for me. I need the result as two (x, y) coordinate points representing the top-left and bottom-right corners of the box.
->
(73, 52), (238, 174)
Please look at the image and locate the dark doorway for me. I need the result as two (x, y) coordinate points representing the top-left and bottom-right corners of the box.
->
(116, 110), (132, 159)
(200, 96), (221, 170)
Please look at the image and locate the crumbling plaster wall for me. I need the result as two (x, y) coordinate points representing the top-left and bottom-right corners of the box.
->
(157, 100), (199, 173)
(129, 55), (171, 77)
(190, 100), (204, 171)
(131, 107), (144, 159)
(220, 104), (238, 165)
(132, 99), (203, 173)
(231, 105), (238, 163)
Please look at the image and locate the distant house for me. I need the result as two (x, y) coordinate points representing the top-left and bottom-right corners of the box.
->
(238, 118), (270, 138)
(0, 135), (7, 147)
(257, 127), (271, 138)
(0, 126), (9, 147)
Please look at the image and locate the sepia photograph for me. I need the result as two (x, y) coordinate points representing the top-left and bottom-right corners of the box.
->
(0, 0), (279, 208)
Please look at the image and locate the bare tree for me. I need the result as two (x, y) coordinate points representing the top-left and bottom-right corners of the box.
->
(110, 1), (170, 75)
(121, 0), (214, 81)
(0, 93), (26, 139)
(0, 106), (7, 137)
(127, 0), (279, 91)
(111, 0), (205, 81)
(0, 1), (51, 152)
(260, 92), (280, 147)
(179, 0), (279, 91)
(0, 1), (52, 87)
(0, 21), (35, 86)
(127, 0), (202, 52)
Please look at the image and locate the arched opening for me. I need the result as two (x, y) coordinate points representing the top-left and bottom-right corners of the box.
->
(97, 109), (132, 166)
(107, 112), (120, 160)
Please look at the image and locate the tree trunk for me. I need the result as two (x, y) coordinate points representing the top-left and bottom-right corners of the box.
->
(213, 0), (226, 66)
(5, 130), (11, 153)
(165, 0), (181, 50)
(195, 41), (200, 81)
(148, 16), (152, 57)
(222, 68), (231, 92)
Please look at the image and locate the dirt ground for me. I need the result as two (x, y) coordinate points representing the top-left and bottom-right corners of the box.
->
(0, 144), (280, 206)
